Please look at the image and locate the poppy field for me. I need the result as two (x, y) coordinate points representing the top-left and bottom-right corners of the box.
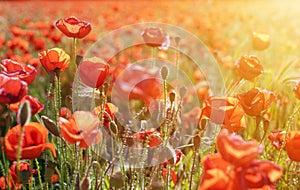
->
(1, 1), (300, 189)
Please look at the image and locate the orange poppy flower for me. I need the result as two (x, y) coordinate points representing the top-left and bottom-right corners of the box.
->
(236, 88), (276, 116)
(4, 122), (56, 160)
(38, 48), (70, 73)
(268, 130), (286, 150)
(285, 131), (300, 162)
(141, 27), (170, 49)
(252, 32), (270, 51)
(0, 74), (28, 104)
(293, 80), (300, 100)
(216, 129), (262, 167)
(59, 111), (102, 148)
(235, 55), (263, 82)
(9, 95), (44, 116)
(78, 58), (109, 89)
(133, 128), (162, 148)
(200, 154), (236, 190)
(56, 16), (91, 39)
(0, 59), (37, 85)
(201, 97), (246, 132)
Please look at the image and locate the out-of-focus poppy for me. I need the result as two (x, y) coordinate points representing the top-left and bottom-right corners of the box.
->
(112, 64), (163, 107)
(235, 55), (263, 82)
(162, 168), (177, 184)
(59, 111), (101, 148)
(0, 74), (28, 104)
(0, 59), (37, 85)
(200, 154), (236, 190)
(216, 129), (262, 167)
(241, 160), (282, 188)
(38, 48), (70, 74)
(59, 107), (72, 119)
(268, 130), (286, 150)
(201, 97), (246, 132)
(9, 95), (44, 116)
(93, 103), (118, 128)
(252, 32), (270, 51)
(5, 122), (56, 160)
(141, 27), (170, 50)
(285, 131), (300, 162)
(33, 38), (46, 51)
(78, 58), (109, 89)
(236, 88), (276, 116)
(134, 128), (162, 148)
(197, 86), (210, 101)
(56, 16), (91, 39)
(0, 161), (34, 190)
(293, 80), (300, 100)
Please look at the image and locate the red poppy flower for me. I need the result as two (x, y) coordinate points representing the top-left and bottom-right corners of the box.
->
(59, 107), (72, 119)
(235, 55), (263, 82)
(0, 161), (33, 190)
(201, 97), (246, 132)
(268, 130), (286, 150)
(39, 48), (70, 73)
(217, 129), (262, 167)
(285, 131), (300, 162)
(236, 88), (276, 116)
(0, 59), (37, 85)
(59, 111), (101, 148)
(113, 64), (163, 107)
(0, 74), (28, 104)
(134, 128), (162, 148)
(4, 122), (56, 160)
(93, 103), (118, 128)
(241, 160), (282, 188)
(9, 95), (44, 116)
(141, 27), (170, 49)
(56, 16), (92, 39)
(78, 58), (109, 89)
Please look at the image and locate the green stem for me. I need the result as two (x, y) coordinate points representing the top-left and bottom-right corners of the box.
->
(35, 158), (44, 190)
(16, 126), (24, 165)
(189, 151), (197, 190)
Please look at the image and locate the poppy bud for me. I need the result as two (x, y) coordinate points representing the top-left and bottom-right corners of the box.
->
(41, 115), (60, 137)
(193, 134), (201, 150)
(169, 91), (176, 103)
(17, 100), (31, 127)
(80, 177), (90, 190)
(160, 65), (169, 80)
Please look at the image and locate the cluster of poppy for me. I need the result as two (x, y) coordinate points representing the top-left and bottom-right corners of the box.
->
(200, 129), (282, 190)
(0, 16), (96, 189)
